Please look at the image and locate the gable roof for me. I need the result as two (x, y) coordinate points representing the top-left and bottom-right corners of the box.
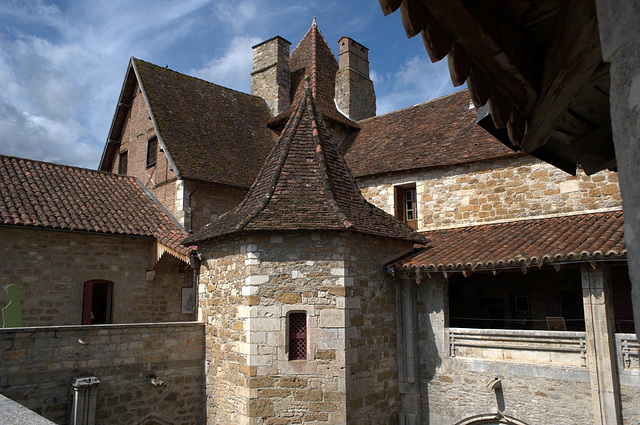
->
(100, 58), (276, 188)
(392, 210), (625, 274)
(1, 154), (191, 256)
(268, 22), (358, 130)
(184, 83), (426, 245)
(344, 90), (519, 178)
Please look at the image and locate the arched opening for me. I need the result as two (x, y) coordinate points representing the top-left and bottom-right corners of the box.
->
(454, 413), (529, 425)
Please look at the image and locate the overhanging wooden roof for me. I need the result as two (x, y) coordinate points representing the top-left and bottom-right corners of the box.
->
(379, 0), (614, 175)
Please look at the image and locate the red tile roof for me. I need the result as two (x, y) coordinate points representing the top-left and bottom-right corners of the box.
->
(100, 58), (276, 188)
(0, 155), (191, 255)
(344, 90), (519, 178)
(393, 210), (625, 273)
(269, 22), (358, 130)
(184, 84), (426, 245)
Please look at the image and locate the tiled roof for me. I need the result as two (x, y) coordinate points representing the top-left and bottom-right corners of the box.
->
(0, 155), (192, 255)
(344, 90), (519, 178)
(101, 58), (276, 188)
(269, 22), (358, 130)
(184, 84), (426, 245)
(393, 210), (626, 273)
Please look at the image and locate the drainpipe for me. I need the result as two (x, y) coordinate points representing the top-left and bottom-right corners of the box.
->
(188, 250), (201, 321)
(185, 183), (200, 233)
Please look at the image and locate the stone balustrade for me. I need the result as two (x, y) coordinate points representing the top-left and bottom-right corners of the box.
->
(448, 327), (588, 366)
(616, 333), (639, 371)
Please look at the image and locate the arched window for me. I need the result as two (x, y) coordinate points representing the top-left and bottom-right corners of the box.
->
(454, 413), (529, 425)
(82, 280), (113, 325)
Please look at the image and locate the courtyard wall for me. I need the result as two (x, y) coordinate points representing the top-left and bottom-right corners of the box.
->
(0, 322), (205, 425)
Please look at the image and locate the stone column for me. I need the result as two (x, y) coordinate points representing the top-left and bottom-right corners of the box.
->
(595, 0), (640, 343)
(396, 277), (421, 424)
(581, 263), (621, 425)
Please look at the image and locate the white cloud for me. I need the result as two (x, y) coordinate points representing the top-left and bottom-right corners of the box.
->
(373, 55), (460, 115)
(190, 36), (262, 92)
(212, 0), (258, 33)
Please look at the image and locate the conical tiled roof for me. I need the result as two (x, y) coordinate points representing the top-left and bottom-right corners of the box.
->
(183, 82), (426, 245)
(269, 21), (358, 130)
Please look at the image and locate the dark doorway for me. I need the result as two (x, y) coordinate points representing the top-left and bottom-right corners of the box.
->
(82, 280), (113, 325)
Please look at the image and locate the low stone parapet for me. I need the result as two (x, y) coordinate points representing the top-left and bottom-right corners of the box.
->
(448, 327), (587, 366)
(0, 322), (205, 424)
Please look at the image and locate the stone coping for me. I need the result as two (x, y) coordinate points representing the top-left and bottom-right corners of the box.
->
(0, 321), (204, 334)
(447, 327), (586, 338)
(0, 393), (56, 425)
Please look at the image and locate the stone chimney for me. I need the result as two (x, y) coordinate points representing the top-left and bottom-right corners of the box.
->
(251, 36), (291, 115)
(335, 36), (376, 121)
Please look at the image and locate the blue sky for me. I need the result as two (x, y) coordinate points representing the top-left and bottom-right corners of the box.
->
(0, 0), (460, 169)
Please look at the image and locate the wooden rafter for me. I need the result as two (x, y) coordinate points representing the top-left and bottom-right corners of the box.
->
(420, 0), (539, 116)
(520, 0), (603, 153)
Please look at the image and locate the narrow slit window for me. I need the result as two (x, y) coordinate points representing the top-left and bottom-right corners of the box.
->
(146, 136), (158, 168)
(118, 150), (128, 175)
(288, 312), (307, 360)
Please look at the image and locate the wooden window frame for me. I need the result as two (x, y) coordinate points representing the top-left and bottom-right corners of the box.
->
(394, 183), (418, 230)
(146, 136), (158, 168)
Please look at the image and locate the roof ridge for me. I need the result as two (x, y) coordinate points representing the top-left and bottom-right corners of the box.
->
(132, 57), (264, 101)
(232, 86), (310, 232)
(0, 153), (135, 181)
(358, 89), (468, 123)
(307, 89), (353, 229)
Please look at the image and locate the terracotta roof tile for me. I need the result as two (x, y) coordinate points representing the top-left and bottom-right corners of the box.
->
(393, 210), (626, 273)
(344, 90), (518, 178)
(269, 23), (358, 130)
(183, 84), (426, 245)
(0, 154), (191, 255)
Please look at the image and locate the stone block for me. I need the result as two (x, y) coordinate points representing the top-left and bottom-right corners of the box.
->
(319, 309), (345, 328)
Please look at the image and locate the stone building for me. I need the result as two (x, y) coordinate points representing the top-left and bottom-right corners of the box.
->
(0, 19), (637, 425)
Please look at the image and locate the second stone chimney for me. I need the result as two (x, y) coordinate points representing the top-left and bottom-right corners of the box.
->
(251, 36), (291, 116)
(335, 36), (376, 121)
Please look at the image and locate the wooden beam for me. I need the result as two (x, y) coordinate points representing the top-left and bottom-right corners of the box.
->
(378, 0), (402, 16)
(447, 42), (470, 87)
(400, 0), (429, 38)
(420, 0), (539, 115)
(520, 0), (603, 153)
(421, 12), (452, 62)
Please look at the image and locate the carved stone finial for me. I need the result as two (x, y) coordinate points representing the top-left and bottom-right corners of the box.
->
(312, 16), (317, 26)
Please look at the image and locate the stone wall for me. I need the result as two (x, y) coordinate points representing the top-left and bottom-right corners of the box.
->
(410, 274), (640, 424)
(0, 322), (205, 425)
(358, 156), (622, 231)
(0, 227), (189, 326)
(184, 179), (248, 232)
(198, 231), (410, 424)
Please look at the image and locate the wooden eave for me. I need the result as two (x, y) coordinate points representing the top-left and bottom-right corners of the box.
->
(380, 0), (615, 175)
